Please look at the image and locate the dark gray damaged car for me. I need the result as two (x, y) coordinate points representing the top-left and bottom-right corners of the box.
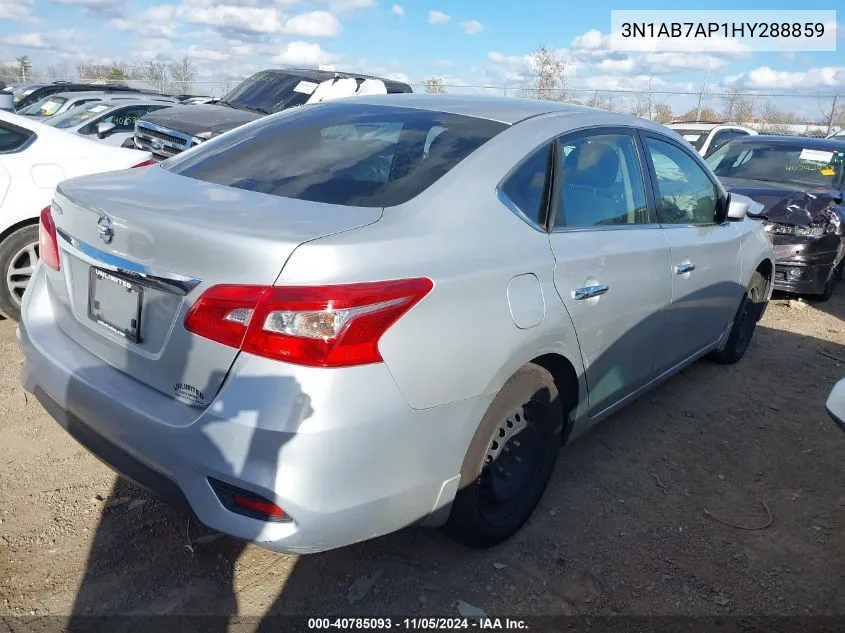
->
(707, 135), (845, 300)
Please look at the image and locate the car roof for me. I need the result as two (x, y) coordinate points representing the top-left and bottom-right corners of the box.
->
(48, 90), (176, 101)
(723, 134), (845, 149)
(259, 67), (412, 90)
(320, 93), (670, 127)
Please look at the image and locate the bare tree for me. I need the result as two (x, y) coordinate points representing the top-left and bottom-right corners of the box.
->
(44, 64), (71, 82)
(76, 62), (112, 82)
(0, 63), (18, 82)
(523, 44), (567, 101)
(169, 55), (197, 94)
(654, 102), (673, 124)
(424, 77), (446, 94)
(757, 102), (802, 134)
(721, 90), (754, 123)
(819, 95), (845, 135)
(585, 90), (613, 111)
(142, 59), (170, 94)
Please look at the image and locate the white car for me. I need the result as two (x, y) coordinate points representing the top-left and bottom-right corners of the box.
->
(828, 378), (845, 433)
(44, 99), (179, 147)
(0, 110), (153, 319)
(668, 122), (758, 157)
(16, 91), (177, 120)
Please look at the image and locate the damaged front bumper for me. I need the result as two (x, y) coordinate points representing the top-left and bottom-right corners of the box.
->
(771, 236), (842, 295)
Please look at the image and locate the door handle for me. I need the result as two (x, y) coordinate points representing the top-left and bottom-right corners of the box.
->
(674, 262), (696, 274)
(572, 283), (609, 300)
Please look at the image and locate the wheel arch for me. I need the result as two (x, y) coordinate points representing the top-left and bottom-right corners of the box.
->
(529, 352), (581, 443)
(0, 216), (39, 248)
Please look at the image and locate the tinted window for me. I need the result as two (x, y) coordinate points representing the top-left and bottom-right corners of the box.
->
(501, 145), (551, 226)
(222, 71), (320, 114)
(555, 134), (649, 227)
(646, 138), (718, 225)
(0, 122), (32, 153)
(80, 105), (170, 135)
(165, 103), (507, 208)
(705, 141), (845, 189)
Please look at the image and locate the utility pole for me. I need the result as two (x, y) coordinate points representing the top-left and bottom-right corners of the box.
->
(826, 94), (839, 136)
(695, 69), (708, 120)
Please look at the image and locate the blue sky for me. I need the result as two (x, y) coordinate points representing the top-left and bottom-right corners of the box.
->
(0, 0), (843, 100)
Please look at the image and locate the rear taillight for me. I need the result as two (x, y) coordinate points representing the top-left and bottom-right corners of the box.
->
(185, 278), (434, 368)
(132, 158), (156, 168)
(39, 206), (60, 271)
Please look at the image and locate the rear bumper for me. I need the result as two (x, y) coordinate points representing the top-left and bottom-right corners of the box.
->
(19, 266), (490, 553)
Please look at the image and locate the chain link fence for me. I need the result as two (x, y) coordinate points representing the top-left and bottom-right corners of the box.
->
(4, 73), (843, 137)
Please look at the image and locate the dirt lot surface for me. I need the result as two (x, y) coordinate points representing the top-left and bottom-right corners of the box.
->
(1, 288), (844, 622)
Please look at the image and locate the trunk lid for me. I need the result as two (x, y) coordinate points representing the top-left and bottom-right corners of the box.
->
(48, 165), (382, 407)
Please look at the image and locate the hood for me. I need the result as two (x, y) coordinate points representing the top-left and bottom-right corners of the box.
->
(140, 103), (261, 137)
(720, 176), (844, 227)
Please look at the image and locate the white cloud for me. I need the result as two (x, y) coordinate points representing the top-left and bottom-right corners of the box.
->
(274, 41), (335, 66)
(571, 29), (607, 51)
(181, 3), (285, 34)
(428, 10), (449, 25)
(108, 4), (178, 39)
(391, 4), (403, 17)
(282, 10), (341, 37)
(0, 32), (49, 49)
(0, 0), (34, 20)
(597, 58), (636, 73)
(315, 0), (373, 12)
(461, 20), (482, 35)
(180, 45), (233, 62)
(725, 66), (845, 89)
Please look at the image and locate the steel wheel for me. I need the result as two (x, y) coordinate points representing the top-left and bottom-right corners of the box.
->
(6, 241), (39, 308)
(478, 401), (545, 527)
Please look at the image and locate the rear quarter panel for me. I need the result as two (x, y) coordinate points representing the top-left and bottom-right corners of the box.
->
(277, 112), (598, 412)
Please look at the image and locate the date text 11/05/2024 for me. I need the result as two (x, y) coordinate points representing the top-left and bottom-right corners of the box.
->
(307, 618), (528, 630)
(620, 22), (826, 39)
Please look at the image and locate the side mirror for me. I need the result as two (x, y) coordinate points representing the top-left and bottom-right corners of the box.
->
(96, 121), (116, 138)
(714, 195), (730, 223)
(725, 193), (755, 221)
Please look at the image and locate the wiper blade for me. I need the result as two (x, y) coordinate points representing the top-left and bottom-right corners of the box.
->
(237, 105), (271, 115)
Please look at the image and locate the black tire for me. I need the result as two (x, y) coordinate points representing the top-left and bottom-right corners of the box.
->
(446, 364), (563, 548)
(711, 271), (766, 365)
(0, 224), (39, 322)
(813, 270), (837, 302)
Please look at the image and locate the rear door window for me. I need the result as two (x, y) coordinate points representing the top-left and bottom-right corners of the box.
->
(165, 103), (508, 207)
(0, 122), (34, 153)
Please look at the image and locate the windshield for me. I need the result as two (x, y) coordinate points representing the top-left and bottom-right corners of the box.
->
(45, 102), (113, 129)
(165, 102), (507, 207)
(12, 86), (38, 104)
(672, 128), (711, 151)
(19, 95), (67, 117)
(706, 141), (845, 188)
(221, 71), (326, 114)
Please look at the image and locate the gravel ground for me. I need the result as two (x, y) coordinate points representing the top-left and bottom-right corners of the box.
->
(1, 287), (844, 621)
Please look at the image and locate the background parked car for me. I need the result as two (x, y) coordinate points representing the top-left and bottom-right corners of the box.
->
(132, 68), (413, 160)
(14, 82), (159, 112)
(16, 91), (178, 120)
(44, 99), (180, 146)
(668, 122), (758, 157)
(19, 95), (773, 554)
(0, 109), (153, 319)
(5, 83), (46, 108)
(706, 135), (845, 300)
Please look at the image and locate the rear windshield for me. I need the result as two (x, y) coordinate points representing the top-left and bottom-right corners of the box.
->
(164, 102), (508, 207)
(673, 128), (711, 150)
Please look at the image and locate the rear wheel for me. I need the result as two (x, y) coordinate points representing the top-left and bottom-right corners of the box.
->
(0, 225), (40, 321)
(446, 364), (562, 548)
(711, 272), (766, 365)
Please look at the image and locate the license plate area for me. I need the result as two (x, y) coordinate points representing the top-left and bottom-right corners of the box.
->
(87, 268), (143, 343)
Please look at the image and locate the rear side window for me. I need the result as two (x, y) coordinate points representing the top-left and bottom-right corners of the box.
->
(165, 103), (508, 207)
(500, 144), (552, 226)
(0, 122), (33, 153)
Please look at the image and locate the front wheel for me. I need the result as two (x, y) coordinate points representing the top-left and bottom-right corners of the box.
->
(446, 364), (563, 548)
(0, 224), (40, 321)
(710, 272), (766, 365)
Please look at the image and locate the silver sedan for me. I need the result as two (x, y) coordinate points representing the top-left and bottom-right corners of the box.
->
(43, 99), (179, 146)
(19, 95), (774, 553)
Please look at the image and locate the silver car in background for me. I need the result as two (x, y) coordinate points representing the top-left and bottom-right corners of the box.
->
(19, 95), (774, 553)
(16, 91), (177, 120)
(44, 99), (180, 146)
